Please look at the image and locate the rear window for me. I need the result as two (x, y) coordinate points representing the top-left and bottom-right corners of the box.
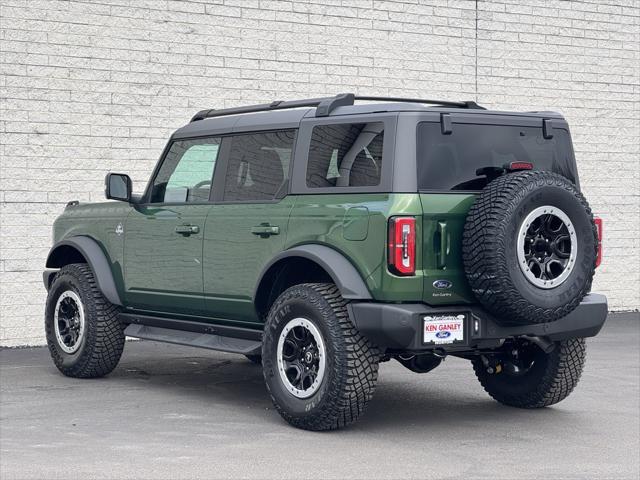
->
(306, 122), (384, 188)
(417, 123), (578, 191)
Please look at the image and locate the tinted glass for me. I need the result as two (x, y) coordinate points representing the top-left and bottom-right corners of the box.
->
(306, 122), (384, 188)
(223, 130), (296, 201)
(417, 123), (578, 191)
(151, 138), (220, 203)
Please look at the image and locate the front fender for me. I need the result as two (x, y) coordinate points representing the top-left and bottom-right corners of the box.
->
(44, 236), (122, 305)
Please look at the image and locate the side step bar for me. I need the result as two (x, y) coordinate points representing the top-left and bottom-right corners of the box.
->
(124, 324), (262, 355)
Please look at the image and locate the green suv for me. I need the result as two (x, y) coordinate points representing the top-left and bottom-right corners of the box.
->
(43, 94), (607, 430)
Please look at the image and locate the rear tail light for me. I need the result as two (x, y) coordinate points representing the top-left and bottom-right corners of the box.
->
(594, 217), (603, 267)
(388, 217), (416, 276)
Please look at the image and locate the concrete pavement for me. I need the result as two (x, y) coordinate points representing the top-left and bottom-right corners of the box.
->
(1, 313), (638, 480)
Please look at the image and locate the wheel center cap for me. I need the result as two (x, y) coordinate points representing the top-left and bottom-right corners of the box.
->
(533, 238), (548, 255)
(304, 351), (314, 364)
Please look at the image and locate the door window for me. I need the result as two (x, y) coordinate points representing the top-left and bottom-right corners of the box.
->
(223, 130), (296, 202)
(306, 122), (384, 188)
(150, 138), (221, 203)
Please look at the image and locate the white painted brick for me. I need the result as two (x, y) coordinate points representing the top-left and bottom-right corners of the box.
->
(0, 0), (638, 346)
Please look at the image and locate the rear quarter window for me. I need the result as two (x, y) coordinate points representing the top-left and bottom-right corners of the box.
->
(306, 122), (384, 188)
(417, 122), (578, 191)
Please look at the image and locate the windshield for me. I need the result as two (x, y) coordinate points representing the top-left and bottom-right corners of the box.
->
(417, 122), (578, 191)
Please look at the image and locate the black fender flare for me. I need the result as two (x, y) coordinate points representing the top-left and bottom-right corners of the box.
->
(44, 236), (122, 306)
(254, 244), (372, 302)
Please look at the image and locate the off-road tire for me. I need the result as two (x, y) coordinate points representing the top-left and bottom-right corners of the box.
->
(262, 283), (379, 431)
(472, 338), (586, 408)
(45, 263), (124, 378)
(463, 171), (597, 325)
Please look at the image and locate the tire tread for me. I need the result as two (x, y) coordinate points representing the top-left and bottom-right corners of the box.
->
(46, 263), (124, 378)
(462, 171), (597, 325)
(263, 283), (379, 431)
(472, 338), (586, 408)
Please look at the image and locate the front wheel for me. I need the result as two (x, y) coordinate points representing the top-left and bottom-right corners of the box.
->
(472, 337), (586, 408)
(262, 283), (380, 431)
(45, 263), (125, 378)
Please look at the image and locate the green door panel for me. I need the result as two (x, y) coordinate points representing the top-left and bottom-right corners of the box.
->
(419, 193), (476, 304)
(203, 197), (296, 323)
(124, 205), (210, 314)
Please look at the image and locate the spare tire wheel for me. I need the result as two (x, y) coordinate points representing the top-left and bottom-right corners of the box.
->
(462, 171), (598, 325)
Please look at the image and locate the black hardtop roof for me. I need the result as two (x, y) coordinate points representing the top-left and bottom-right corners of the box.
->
(173, 93), (565, 139)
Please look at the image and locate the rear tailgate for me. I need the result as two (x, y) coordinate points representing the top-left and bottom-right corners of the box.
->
(416, 117), (579, 306)
(420, 193), (476, 305)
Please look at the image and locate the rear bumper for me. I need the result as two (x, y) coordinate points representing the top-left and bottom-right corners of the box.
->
(348, 293), (608, 353)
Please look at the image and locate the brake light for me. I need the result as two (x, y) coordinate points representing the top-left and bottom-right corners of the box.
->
(388, 217), (416, 276)
(594, 217), (603, 267)
(507, 161), (533, 171)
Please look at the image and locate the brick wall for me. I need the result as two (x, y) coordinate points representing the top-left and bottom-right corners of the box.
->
(1, 0), (638, 346)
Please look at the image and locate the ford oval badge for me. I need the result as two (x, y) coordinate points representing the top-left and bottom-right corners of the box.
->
(436, 331), (451, 339)
(433, 279), (453, 290)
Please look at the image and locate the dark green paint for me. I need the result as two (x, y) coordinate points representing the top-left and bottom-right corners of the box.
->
(419, 193), (477, 304)
(51, 191), (477, 324)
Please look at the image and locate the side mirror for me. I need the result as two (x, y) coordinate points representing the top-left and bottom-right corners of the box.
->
(105, 173), (132, 202)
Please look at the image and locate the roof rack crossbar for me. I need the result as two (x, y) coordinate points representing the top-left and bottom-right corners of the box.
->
(190, 93), (484, 122)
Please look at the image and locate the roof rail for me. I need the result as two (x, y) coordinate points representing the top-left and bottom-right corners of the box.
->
(190, 93), (355, 122)
(189, 93), (484, 122)
(354, 95), (485, 110)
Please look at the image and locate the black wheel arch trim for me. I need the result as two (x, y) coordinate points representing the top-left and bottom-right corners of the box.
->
(44, 236), (122, 306)
(254, 244), (373, 302)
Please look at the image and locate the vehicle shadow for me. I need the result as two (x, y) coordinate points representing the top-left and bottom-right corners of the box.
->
(101, 343), (570, 433)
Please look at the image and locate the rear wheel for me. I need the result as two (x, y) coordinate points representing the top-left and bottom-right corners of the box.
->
(45, 263), (124, 378)
(472, 337), (586, 408)
(262, 283), (379, 431)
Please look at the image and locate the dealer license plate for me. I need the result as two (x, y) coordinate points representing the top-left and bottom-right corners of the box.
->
(423, 314), (466, 345)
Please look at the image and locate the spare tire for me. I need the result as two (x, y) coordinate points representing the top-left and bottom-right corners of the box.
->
(462, 171), (598, 325)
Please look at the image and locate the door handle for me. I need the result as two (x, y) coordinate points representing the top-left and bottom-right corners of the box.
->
(251, 224), (280, 238)
(436, 221), (449, 269)
(175, 224), (200, 235)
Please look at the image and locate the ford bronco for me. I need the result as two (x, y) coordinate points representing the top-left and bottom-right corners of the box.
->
(43, 94), (607, 430)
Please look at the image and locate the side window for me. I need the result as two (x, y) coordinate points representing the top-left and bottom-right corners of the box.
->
(306, 122), (384, 188)
(223, 130), (296, 202)
(150, 138), (220, 203)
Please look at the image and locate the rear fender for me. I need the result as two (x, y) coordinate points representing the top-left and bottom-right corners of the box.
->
(255, 244), (372, 302)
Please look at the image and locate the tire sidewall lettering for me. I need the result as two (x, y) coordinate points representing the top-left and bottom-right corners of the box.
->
(262, 288), (336, 418)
